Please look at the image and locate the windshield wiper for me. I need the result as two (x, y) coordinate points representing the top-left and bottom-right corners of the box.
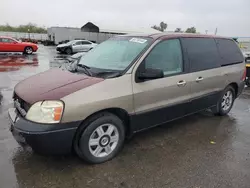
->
(77, 64), (92, 76)
(95, 71), (122, 78)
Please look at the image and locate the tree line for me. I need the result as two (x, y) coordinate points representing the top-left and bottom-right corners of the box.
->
(0, 23), (47, 33)
(152, 21), (197, 33)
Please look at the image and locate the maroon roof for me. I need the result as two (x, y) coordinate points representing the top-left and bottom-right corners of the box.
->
(123, 33), (229, 41)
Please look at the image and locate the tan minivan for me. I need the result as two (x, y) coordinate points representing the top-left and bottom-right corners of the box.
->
(9, 33), (246, 164)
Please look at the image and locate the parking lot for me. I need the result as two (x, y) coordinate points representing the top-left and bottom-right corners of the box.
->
(1, 45), (250, 188)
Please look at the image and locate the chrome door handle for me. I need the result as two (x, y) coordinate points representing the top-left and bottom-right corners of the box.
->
(177, 80), (186, 87)
(196, 77), (204, 82)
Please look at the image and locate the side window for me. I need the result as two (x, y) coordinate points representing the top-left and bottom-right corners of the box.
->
(216, 38), (244, 66)
(82, 41), (91, 45)
(144, 39), (183, 76)
(182, 38), (220, 72)
(1, 38), (14, 43)
(75, 41), (82, 45)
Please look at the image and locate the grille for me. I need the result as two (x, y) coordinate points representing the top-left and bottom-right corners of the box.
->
(13, 93), (31, 116)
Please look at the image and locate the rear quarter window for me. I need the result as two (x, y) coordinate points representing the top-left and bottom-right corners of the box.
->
(216, 38), (244, 66)
(182, 38), (220, 72)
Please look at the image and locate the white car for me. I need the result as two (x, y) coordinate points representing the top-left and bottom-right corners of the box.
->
(56, 40), (97, 54)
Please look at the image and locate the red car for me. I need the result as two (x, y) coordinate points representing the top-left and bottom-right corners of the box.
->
(0, 36), (38, 54)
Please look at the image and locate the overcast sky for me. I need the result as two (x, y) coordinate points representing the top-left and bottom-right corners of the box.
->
(1, 0), (250, 37)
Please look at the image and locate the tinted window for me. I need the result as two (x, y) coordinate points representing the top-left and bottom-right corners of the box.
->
(144, 39), (183, 76)
(216, 38), (244, 66)
(82, 41), (91, 45)
(182, 38), (220, 72)
(0, 38), (14, 43)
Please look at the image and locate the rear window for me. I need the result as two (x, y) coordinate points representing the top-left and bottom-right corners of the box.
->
(216, 38), (244, 66)
(182, 38), (220, 72)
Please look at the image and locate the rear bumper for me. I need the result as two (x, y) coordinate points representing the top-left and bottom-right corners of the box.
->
(8, 108), (81, 155)
(237, 81), (245, 97)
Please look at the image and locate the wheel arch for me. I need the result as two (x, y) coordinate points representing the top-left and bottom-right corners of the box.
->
(24, 46), (33, 51)
(228, 82), (238, 96)
(75, 107), (132, 139)
(89, 108), (131, 137)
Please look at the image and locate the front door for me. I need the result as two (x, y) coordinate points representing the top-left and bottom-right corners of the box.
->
(132, 39), (192, 131)
(81, 41), (92, 51)
(72, 41), (83, 53)
(181, 37), (225, 112)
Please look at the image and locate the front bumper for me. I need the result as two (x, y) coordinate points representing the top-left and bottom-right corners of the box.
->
(8, 108), (81, 155)
(56, 47), (62, 52)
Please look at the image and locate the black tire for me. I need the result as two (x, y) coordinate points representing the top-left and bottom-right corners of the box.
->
(65, 48), (72, 55)
(213, 85), (235, 116)
(74, 112), (125, 164)
(246, 78), (250, 87)
(24, 46), (33, 55)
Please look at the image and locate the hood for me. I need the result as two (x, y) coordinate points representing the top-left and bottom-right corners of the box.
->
(21, 42), (37, 46)
(14, 68), (104, 104)
(57, 43), (69, 48)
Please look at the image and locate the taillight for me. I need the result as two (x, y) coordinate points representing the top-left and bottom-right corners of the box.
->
(242, 67), (247, 81)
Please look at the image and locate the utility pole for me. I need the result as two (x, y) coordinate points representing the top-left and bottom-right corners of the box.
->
(28, 28), (30, 41)
(214, 28), (218, 35)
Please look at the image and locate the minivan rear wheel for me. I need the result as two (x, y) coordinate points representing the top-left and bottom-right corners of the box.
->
(74, 112), (125, 164)
(213, 86), (235, 116)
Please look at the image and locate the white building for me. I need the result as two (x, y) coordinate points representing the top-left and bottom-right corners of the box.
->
(47, 22), (161, 45)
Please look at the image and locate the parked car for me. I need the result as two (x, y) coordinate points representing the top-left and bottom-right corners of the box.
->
(9, 33), (245, 164)
(56, 40), (97, 54)
(243, 51), (250, 62)
(0, 36), (38, 54)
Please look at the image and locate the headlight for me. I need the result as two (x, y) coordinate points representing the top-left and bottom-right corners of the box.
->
(26, 100), (64, 124)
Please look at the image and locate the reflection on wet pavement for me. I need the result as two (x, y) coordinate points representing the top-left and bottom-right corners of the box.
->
(0, 54), (39, 72)
(0, 45), (250, 188)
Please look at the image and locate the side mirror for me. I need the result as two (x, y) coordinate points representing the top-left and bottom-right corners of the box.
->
(137, 68), (164, 81)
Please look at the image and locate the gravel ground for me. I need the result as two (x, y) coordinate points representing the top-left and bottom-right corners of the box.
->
(1, 45), (250, 188)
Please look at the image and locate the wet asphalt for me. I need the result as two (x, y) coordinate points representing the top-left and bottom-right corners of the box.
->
(1, 45), (250, 188)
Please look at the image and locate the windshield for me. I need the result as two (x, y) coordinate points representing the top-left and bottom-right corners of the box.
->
(78, 36), (152, 71)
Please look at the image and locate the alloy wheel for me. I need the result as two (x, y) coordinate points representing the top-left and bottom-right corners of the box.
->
(88, 123), (119, 158)
(26, 47), (33, 54)
(221, 90), (233, 111)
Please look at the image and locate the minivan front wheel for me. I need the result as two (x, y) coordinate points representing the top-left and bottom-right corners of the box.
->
(74, 112), (125, 164)
(214, 86), (235, 116)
